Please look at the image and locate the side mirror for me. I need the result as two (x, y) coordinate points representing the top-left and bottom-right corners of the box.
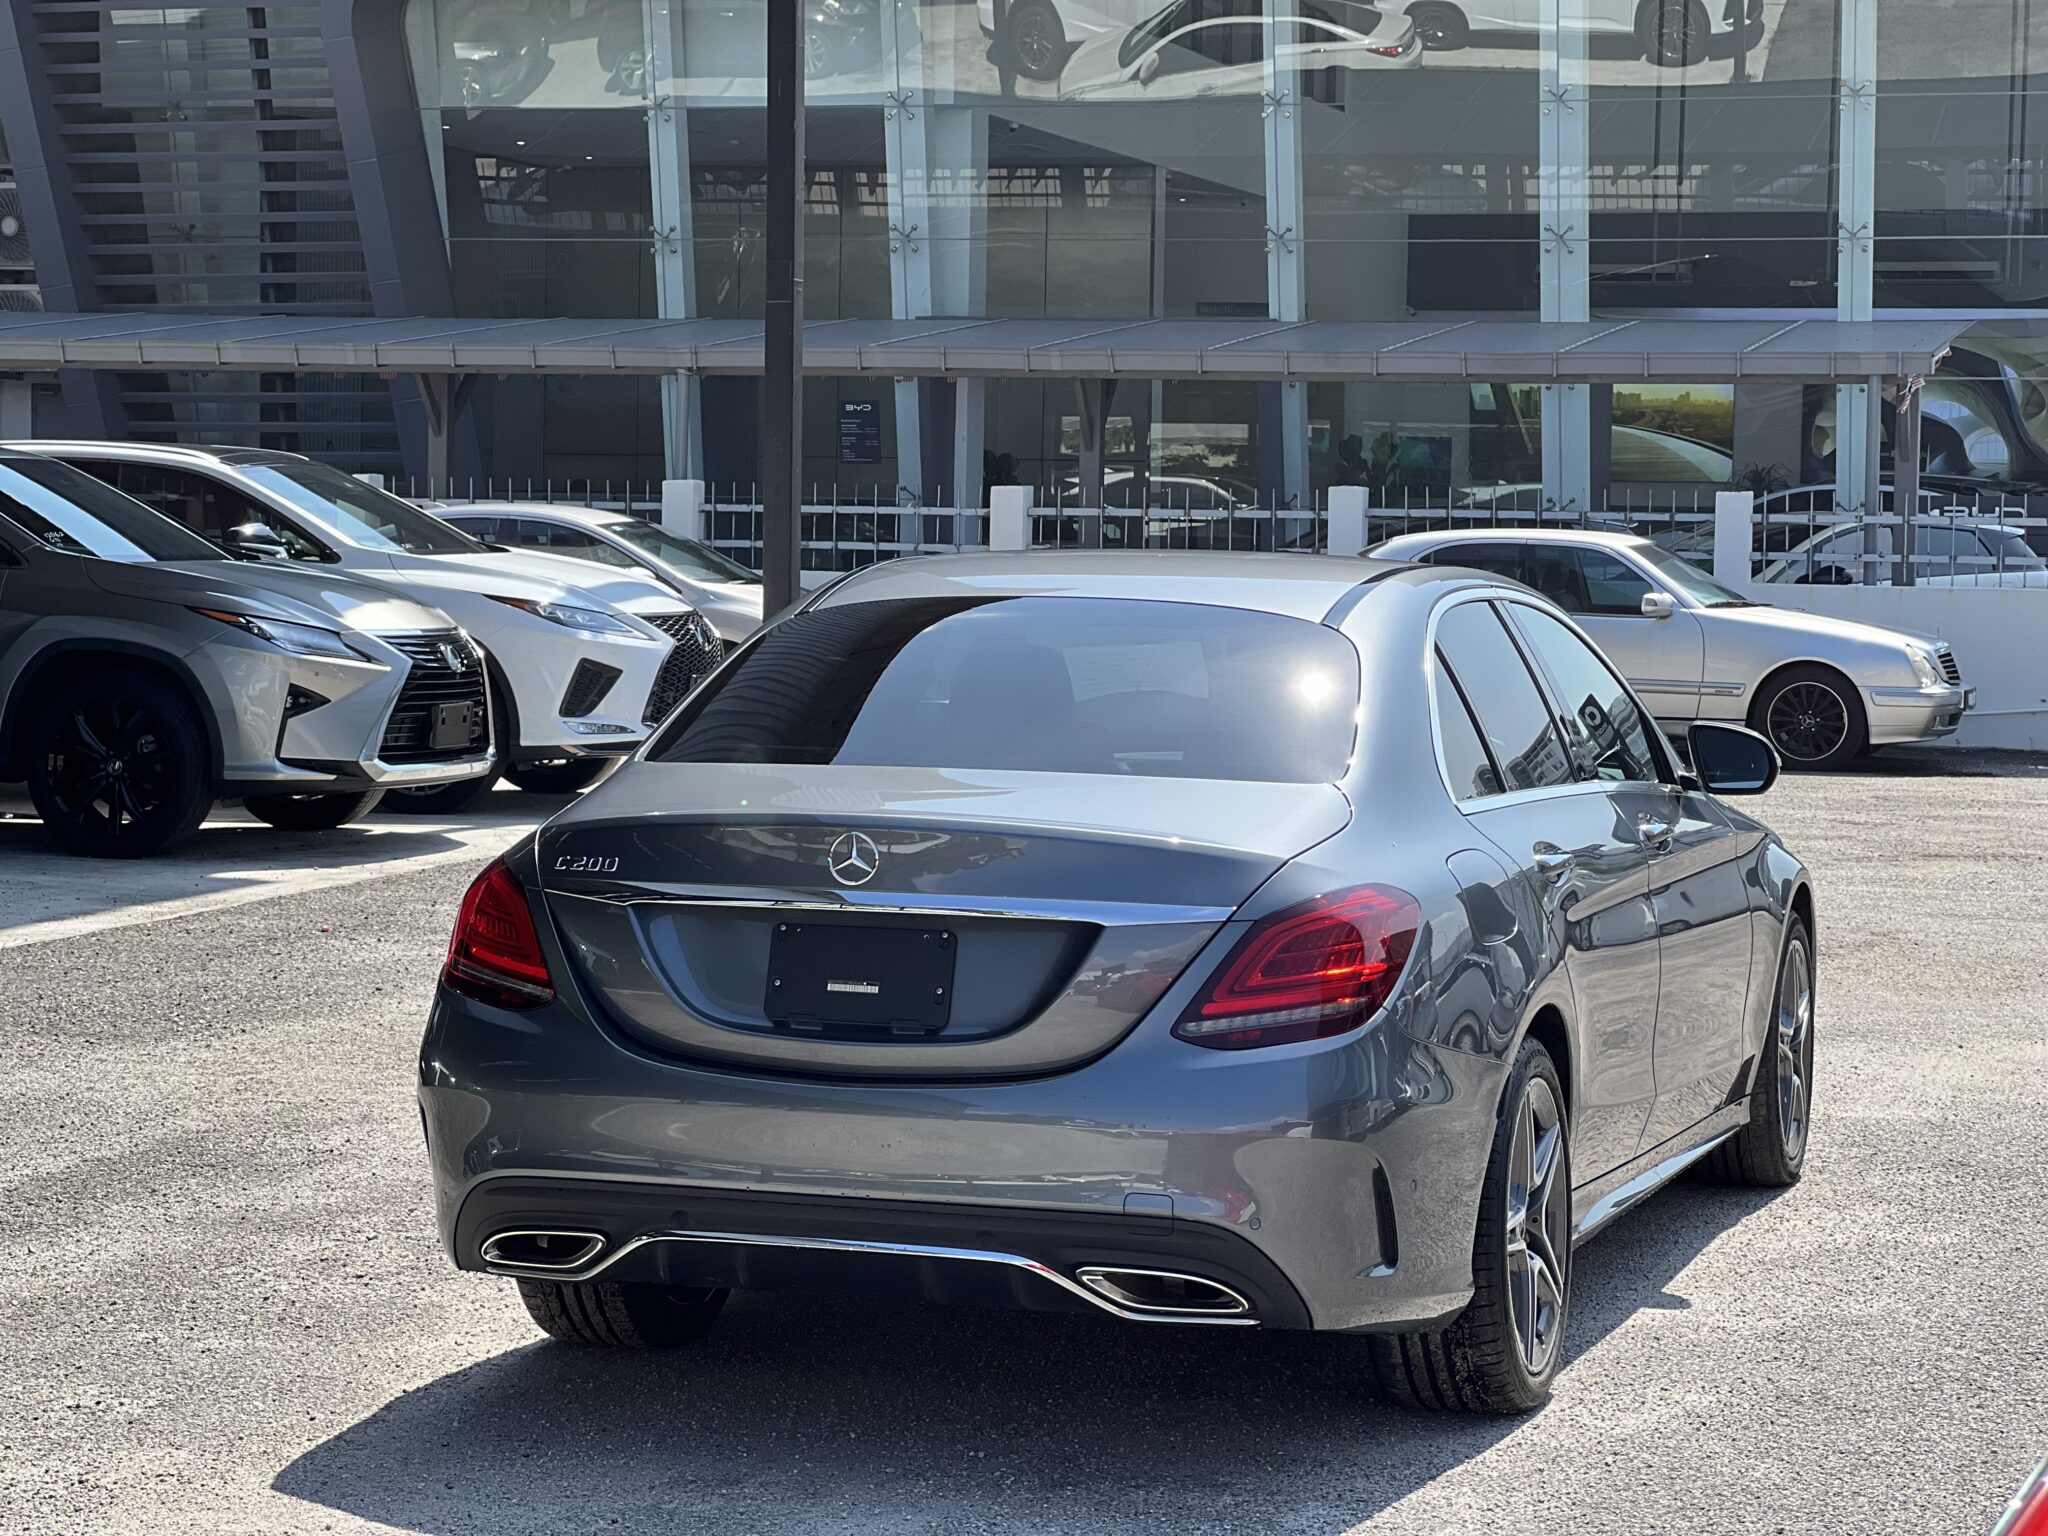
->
(1137, 51), (1162, 85)
(1640, 591), (1677, 619)
(1687, 721), (1779, 796)
(225, 521), (290, 560)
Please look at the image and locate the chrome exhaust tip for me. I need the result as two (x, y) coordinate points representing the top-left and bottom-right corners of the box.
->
(1073, 1266), (1253, 1318)
(479, 1228), (609, 1273)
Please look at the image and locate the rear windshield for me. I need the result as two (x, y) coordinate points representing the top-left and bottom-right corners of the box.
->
(651, 595), (1360, 783)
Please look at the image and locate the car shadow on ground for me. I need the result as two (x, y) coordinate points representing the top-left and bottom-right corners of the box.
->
(274, 1182), (1778, 1535)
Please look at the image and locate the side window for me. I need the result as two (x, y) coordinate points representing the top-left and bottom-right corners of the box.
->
(539, 525), (636, 566)
(1504, 604), (1664, 785)
(454, 516), (501, 542)
(1522, 546), (1652, 616)
(1432, 652), (1503, 800)
(121, 466), (322, 561)
(1423, 542), (1525, 584)
(1433, 601), (1574, 794)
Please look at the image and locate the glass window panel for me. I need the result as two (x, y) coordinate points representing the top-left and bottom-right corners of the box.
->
(1504, 603), (1663, 784)
(1433, 601), (1573, 792)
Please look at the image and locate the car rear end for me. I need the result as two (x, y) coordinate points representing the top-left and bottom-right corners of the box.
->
(421, 564), (1498, 1334)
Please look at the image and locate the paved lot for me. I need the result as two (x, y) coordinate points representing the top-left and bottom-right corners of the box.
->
(2, 759), (2045, 1536)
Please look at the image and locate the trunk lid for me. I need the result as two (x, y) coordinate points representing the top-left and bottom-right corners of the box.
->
(536, 763), (1351, 1079)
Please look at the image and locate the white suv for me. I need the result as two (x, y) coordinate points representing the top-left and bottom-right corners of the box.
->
(19, 444), (725, 809)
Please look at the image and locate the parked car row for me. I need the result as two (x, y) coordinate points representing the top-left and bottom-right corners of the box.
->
(0, 441), (762, 857)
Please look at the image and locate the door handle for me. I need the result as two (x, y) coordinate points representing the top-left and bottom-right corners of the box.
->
(1531, 842), (1576, 881)
(1635, 815), (1676, 851)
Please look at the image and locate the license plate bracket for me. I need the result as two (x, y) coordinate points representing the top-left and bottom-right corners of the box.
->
(765, 922), (957, 1033)
(429, 700), (479, 750)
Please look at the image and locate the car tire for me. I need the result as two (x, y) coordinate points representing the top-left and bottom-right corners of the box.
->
(1749, 663), (1867, 771)
(1407, 2), (1469, 50)
(243, 788), (386, 830)
(503, 758), (612, 795)
(1640, 0), (1709, 65)
(1702, 916), (1813, 1188)
(1366, 1037), (1572, 1414)
(516, 1278), (729, 1349)
(25, 668), (213, 858)
(1005, 0), (1069, 80)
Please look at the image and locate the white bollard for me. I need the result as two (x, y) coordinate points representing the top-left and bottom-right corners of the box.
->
(1714, 490), (1755, 591)
(662, 478), (707, 539)
(989, 485), (1033, 552)
(1327, 484), (1369, 557)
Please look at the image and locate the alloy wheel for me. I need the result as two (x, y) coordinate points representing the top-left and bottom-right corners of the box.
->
(1777, 939), (1814, 1160)
(1766, 681), (1848, 762)
(44, 697), (173, 840)
(1011, 9), (1062, 76)
(1505, 1076), (1569, 1379)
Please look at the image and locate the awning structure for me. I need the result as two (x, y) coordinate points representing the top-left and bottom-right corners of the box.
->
(0, 312), (1970, 386)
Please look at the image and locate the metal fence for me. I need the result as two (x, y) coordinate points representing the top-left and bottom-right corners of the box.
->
(398, 477), (2048, 589)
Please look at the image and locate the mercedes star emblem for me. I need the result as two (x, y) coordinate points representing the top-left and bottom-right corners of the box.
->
(827, 831), (880, 887)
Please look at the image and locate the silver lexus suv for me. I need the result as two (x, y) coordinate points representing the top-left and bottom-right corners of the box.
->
(0, 449), (494, 856)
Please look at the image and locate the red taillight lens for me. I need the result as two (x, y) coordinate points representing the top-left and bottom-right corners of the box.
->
(1174, 884), (1419, 1051)
(1997, 1460), (2048, 1536)
(443, 857), (555, 1009)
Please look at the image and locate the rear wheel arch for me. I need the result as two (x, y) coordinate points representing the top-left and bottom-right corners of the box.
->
(2, 642), (222, 787)
(1521, 1003), (1575, 1130)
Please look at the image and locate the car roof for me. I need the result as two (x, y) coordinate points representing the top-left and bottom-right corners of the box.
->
(4, 439), (309, 469)
(813, 550), (1434, 622)
(442, 502), (632, 527)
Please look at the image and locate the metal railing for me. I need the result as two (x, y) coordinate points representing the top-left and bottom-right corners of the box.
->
(394, 476), (2048, 590)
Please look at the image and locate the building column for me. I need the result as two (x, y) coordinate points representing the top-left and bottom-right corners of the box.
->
(1539, 0), (1591, 515)
(646, 0), (704, 480)
(1834, 0), (1878, 514)
(1263, 0), (1309, 508)
(884, 1), (987, 509)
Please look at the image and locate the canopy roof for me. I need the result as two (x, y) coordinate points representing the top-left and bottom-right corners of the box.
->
(0, 312), (1967, 384)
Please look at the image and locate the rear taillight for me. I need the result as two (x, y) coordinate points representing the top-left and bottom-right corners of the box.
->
(443, 857), (555, 1009)
(1174, 885), (1419, 1051)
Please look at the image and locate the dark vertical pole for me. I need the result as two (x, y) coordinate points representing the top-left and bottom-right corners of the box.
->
(761, 0), (806, 615)
(1897, 378), (1921, 587)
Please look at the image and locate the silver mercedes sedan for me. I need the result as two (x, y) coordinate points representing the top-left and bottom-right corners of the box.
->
(421, 551), (1816, 1414)
(1371, 528), (1973, 769)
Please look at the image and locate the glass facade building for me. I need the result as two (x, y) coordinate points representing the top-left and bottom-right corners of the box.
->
(7, 0), (2048, 511)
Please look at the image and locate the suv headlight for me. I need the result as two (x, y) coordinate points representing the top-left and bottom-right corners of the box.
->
(488, 595), (641, 637)
(194, 608), (368, 662)
(1908, 647), (1944, 688)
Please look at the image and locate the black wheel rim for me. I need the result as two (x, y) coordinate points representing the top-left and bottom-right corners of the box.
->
(1767, 681), (1848, 762)
(45, 697), (174, 839)
(1416, 12), (1454, 45)
(1012, 10), (1060, 73)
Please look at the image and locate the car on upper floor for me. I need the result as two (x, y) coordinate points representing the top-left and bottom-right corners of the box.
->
(1378, 0), (1763, 65)
(428, 503), (766, 643)
(423, 550), (1814, 1416)
(1368, 527), (1973, 770)
(0, 448), (493, 855)
(11, 443), (726, 808)
(1058, 0), (1420, 100)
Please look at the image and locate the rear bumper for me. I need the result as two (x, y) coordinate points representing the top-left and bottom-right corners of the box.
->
(419, 988), (1504, 1333)
(450, 1179), (1313, 1328)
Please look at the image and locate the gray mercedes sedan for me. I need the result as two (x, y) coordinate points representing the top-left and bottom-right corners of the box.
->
(421, 552), (1816, 1414)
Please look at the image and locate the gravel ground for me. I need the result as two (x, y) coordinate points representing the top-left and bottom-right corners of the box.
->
(2, 753), (2044, 1535)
